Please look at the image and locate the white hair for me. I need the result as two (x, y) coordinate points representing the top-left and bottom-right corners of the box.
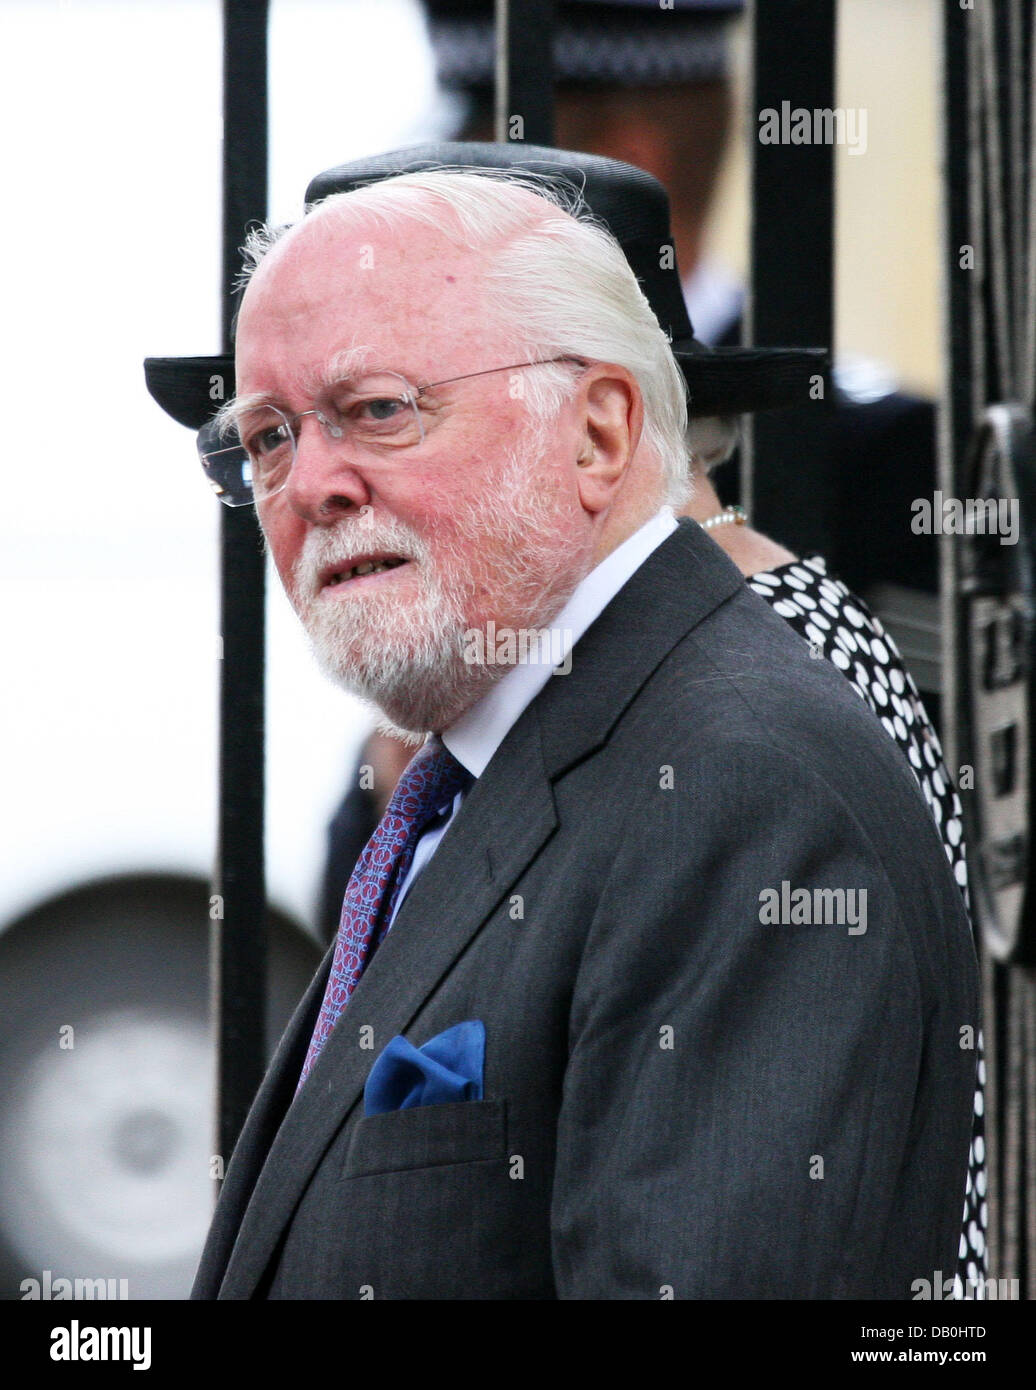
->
(239, 167), (693, 511)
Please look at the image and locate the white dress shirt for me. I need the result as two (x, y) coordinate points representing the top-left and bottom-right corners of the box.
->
(386, 504), (679, 928)
(682, 259), (743, 346)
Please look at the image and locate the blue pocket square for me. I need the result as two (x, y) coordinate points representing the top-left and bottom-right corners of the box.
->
(364, 1020), (486, 1116)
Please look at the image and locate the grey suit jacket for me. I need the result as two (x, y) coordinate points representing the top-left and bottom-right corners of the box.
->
(192, 517), (979, 1300)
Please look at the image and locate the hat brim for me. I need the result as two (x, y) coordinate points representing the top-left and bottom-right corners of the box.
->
(671, 341), (829, 416)
(145, 344), (829, 430)
(144, 356), (234, 431)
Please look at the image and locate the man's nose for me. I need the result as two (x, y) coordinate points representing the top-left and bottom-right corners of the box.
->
(283, 414), (370, 521)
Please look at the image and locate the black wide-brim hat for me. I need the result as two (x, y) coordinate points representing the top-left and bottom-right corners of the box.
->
(145, 141), (827, 428)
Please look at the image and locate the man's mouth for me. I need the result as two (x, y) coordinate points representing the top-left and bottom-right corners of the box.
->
(319, 554), (410, 591)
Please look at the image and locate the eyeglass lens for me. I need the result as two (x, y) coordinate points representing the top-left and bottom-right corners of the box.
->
(197, 373), (424, 506)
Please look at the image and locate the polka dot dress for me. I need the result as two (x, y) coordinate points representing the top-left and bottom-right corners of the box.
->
(747, 554), (988, 1298)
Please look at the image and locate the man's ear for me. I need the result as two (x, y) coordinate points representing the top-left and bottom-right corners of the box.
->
(574, 366), (644, 514)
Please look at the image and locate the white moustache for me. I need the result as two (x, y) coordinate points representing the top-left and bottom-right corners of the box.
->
(295, 519), (428, 600)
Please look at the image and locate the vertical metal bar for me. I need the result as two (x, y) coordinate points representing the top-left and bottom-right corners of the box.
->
(1007, 0), (1026, 383)
(744, 0), (836, 557)
(1002, 970), (1025, 1281)
(938, 1), (975, 798)
(939, 0), (1036, 1291)
(978, 0), (1016, 401)
(215, 0), (268, 1172)
(495, 0), (555, 145)
(940, 0), (997, 1284)
(1025, 975), (1036, 1299)
(1026, 2), (1036, 405)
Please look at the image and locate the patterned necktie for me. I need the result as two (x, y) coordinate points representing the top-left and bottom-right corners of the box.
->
(296, 735), (473, 1092)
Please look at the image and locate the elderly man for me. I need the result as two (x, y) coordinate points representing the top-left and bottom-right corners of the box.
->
(180, 160), (978, 1301)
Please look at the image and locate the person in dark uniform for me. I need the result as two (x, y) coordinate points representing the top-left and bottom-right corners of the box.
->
(428, 0), (944, 680)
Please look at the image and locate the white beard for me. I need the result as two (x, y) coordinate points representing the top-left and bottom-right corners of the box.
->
(289, 422), (587, 736)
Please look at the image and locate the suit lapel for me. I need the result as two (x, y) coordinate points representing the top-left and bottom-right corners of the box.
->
(217, 709), (557, 1297)
(217, 517), (744, 1297)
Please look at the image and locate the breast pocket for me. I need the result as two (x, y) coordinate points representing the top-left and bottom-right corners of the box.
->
(342, 1098), (508, 1180)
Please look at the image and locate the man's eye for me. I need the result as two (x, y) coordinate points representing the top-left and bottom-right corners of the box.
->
(359, 396), (406, 423)
(247, 423), (291, 457)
